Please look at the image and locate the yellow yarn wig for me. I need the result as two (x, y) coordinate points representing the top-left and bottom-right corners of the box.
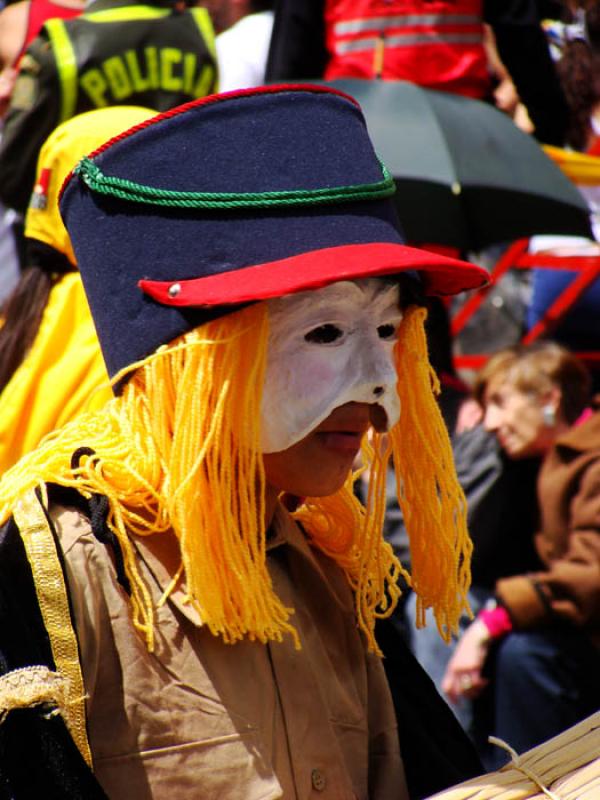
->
(0, 302), (471, 653)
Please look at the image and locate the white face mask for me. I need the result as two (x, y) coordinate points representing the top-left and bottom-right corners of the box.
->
(261, 278), (403, 453)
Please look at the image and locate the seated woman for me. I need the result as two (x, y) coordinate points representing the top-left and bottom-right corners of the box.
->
(442, 341), (600, 768)
(0, 85), (488, 798)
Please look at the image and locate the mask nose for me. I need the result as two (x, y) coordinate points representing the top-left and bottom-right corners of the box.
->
(354, 337), (399, 429)
(364, 341), (397, 393)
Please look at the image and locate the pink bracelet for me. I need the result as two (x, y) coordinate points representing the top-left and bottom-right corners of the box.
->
(479, 605), (513, 639)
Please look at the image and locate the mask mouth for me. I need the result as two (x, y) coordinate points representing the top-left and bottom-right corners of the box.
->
(369, 404), (388, 432)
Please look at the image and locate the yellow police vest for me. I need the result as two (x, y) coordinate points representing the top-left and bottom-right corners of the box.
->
(44, 4), (217, 123)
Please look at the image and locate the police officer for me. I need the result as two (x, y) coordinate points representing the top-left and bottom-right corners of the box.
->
(0, 0), (217, 215)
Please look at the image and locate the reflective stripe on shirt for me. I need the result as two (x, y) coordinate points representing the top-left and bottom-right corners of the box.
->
(84, 6), (172, 22)
(45, 18), (78, 122)
(336, 31), (483, 54)
(334, 14), (481, 35)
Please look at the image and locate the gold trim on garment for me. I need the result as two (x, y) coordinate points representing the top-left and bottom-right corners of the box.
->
(0, 665), (68, 721)
(13, 489), (92, 767)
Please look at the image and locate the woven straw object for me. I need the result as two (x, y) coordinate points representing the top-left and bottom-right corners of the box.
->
(427, 712), (600, 800)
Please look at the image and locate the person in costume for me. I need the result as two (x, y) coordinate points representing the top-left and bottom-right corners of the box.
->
(0, 85), (487, 799)
(0, 105), (156, 476)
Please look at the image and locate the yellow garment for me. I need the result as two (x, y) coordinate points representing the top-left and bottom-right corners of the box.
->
(543, 145), (600, 187)
(0, 106), (156, 475)
(26, 105), (157, 263)
(0, 272), (111, 474)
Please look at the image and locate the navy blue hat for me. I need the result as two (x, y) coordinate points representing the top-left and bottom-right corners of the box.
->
(60, 84), (487, 379)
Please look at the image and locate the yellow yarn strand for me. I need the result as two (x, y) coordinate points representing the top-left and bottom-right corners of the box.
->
(294, 304), (472, 650)
(155, 310), (297, 647)
(0, 304), (298, 651)
(391, 305), (472, 641)
(0, 301), (471, 654)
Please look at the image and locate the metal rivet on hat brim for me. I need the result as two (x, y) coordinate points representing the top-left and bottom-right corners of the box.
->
(168, 283), (181, 298)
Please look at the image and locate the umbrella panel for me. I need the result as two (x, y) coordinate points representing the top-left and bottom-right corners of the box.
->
(326, 79), (592, 250)
(391, 179), (469, 250)
(461, 185), (593, 252)
(394, 181), (593, 252)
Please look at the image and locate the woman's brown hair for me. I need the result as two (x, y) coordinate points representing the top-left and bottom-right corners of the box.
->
(473, 341), (592, 424)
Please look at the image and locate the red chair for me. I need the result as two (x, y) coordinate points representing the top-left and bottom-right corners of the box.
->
(451, 238), (600, 371)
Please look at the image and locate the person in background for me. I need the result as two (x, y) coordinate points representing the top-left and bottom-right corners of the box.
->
(214, 0), (274, 92)
(0, 0), (77, 296)
(0, 84), (488, 799)
(0, 0), (84, 117)
(483, 25), (535, 134)
(542, 0), (600, 152)
(266, 0), (569, 146)
(525, 2), (600, 384)
(0, 0), (217, 216)
(442, 341), (600, 768)
(0, 105), (155, 475)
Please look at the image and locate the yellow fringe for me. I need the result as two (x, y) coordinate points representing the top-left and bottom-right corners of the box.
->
(391, 305), (472, 641)
(0, 302), (472, 652)
(0, 304), (297, 651)
(296, 305), (471, 649)
(294, 436), (408, 655)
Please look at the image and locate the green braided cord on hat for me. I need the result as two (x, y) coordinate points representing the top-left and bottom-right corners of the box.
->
(73, 157), (396, 209)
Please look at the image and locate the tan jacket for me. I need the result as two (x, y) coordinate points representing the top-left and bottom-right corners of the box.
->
(496, 411), (600, 635)
(52, 501), (408, 799)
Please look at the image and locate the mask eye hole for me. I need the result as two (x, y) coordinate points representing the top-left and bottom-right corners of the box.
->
(304, 323), (344, 344)
(377, 323), (397, 340)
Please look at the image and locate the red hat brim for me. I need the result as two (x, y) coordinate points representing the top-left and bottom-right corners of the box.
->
(139, 242), (487, 307)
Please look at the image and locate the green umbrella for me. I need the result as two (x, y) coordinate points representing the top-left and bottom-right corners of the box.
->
(323, 79), (592, 252)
